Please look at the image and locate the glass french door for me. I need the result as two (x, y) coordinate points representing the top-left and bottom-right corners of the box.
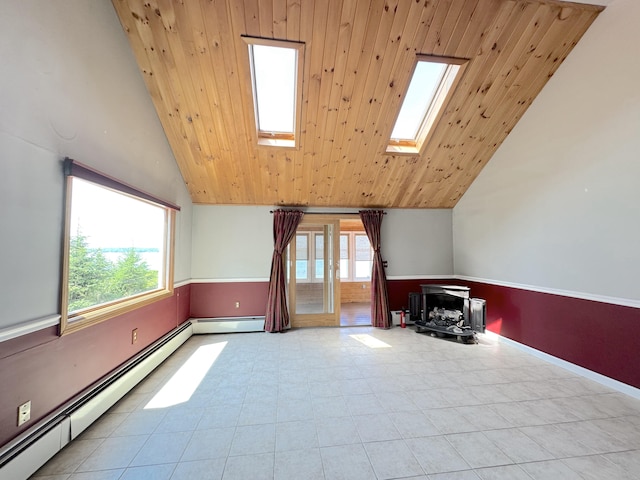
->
(288, 217), (340, 327)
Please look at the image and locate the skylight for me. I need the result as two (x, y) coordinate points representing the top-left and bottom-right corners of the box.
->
(244, 38), (304, 148)
(391, 62), (447, 139)
(388, 56), (467, 155)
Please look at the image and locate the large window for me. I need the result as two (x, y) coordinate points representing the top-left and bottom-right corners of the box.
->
(340, 232), (373, 281)
(60, 160), (177, 335)
(387, 55), (468, 155)
(294, 229), (372, 283)
(244, 37), (305, 148)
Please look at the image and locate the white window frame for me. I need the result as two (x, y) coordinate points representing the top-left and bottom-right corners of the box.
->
(339, 233), (350, 280)
(294, 232), (311, 282)
(294, 231), (333, 284)
(312, 232), (325, 281)
(340, 232), (373, 282)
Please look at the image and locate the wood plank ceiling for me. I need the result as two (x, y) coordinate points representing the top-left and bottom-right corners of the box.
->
(112, 0), (602, 208)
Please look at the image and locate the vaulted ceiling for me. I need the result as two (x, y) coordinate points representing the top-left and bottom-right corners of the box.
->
(112, 0), (602, 208)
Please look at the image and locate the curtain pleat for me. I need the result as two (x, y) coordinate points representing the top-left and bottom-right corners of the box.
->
(264, 209), (304, 333)
(359, 210), (391, 329)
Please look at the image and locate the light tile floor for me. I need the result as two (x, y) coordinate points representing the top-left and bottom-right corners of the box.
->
(31, 326), (640, 480)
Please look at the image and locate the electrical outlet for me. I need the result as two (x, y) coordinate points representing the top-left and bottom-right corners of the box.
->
(235, 301), (240, 308)
(132, 328), (138, 344)
(17, 401), (31, 427)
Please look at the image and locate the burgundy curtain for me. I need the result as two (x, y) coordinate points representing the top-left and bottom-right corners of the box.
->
(360, 210), (391, 329)
(264, 209), (304, 332)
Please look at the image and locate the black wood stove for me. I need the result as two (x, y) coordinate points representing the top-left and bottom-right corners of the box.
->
(412, 284), (485, 343)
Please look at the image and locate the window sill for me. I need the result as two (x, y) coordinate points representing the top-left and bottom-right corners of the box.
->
(385, 144), (420, 155)
(60, 288), (174, 336)
(257, 137), (297, 148)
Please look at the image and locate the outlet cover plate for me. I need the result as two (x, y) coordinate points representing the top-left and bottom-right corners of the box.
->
(18, 401), (31, 426)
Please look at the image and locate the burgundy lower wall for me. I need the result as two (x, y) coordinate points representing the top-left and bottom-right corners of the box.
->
(176, 283), (191, 323)
(190, 282), (269, 318)
(0, 284), (191, 448)
(457, 280), (640, 389)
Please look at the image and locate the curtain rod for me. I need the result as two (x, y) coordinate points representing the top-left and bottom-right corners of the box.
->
(269, 210), (385, 215)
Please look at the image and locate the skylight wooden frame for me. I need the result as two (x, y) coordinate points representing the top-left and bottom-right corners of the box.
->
(243, 37), (304, 149)
(387, 55), (468, 156)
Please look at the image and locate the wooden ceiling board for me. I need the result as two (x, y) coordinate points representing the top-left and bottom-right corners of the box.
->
(320, 0), (369, 205)
(112, 0), (603, 208)
(319, 0), (360, 203)
(338, 0), (409, 205)
(324, 0), (388, 203)
(304, 0), (335, 205)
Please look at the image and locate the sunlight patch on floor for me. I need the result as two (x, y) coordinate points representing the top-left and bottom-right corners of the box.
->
(144, 341), (227, 409)
(349, 334), (391, 349)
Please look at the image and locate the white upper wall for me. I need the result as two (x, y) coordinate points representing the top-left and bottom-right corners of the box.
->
(453, 0), (640, 302)
(191, 206), (453, 280)
(382, 209), (453, 277)
(0, 1), (192, 329)
(191, 206), (274, 280)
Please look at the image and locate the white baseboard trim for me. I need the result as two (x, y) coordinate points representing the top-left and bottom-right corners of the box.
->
(484, 330), (640, 400)
(454, 275), (640, 309)
(0, 417), (68, 480)
(192, 317), (265, 334)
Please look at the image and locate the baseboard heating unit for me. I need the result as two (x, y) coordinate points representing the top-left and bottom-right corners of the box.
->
(0, 321), (193, 480)
(192, 316), (265, 334)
